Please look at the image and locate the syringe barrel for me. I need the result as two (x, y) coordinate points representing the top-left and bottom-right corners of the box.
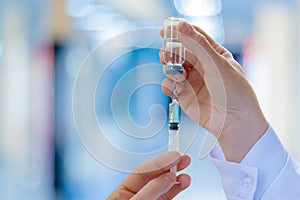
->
(169, 129), (179, 152)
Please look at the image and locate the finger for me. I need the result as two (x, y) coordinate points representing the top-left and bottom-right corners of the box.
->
(131, 172), (176, 200)
(161, 24), (221, 65)
(108, 154), (190, 200)
(159, 27), (199, 71)
(160, 28), (164, 38)
(121, 152), (181, 193)
(161, 66), (205, 98)
(178, 21), (227, 76)
(191, 25), (245, 75)
(159, 46), (199, 71)
(191, 25), (233, 59)
(158, 174), (191, 200)
(159, 47), (166, 64)
(161, 78), (184, 97)
(176, 154), (191, 171)
(160, 24), (203, 78)
(178, 21), (218, 58)
(159, 26), (178, 38)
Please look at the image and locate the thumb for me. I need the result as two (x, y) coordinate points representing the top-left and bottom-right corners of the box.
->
(178, 21), (220, 59)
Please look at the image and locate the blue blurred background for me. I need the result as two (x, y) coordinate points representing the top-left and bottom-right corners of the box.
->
(1, 0), (300, 199)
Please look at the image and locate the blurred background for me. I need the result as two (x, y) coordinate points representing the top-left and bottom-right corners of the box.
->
(1, 0), (300, 199)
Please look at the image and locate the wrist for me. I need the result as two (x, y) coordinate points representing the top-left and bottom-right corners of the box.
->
(218, 105), (268, 163)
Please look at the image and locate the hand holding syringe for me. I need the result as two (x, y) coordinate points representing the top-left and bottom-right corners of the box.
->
(163, 17), (185, 173)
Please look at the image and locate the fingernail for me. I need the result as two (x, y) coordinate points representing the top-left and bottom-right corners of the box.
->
(163, 173), (176, 183)
(180, 22), (192, 35)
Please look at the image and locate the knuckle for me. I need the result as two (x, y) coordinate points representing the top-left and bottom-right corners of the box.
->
(134, 167), (152, 182)
(195, 33), (208, 48)
(153, 159), (164, 172)
(160, 193), (169, 200)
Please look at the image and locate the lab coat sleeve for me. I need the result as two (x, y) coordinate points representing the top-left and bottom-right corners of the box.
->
(210, 125), (300, 200)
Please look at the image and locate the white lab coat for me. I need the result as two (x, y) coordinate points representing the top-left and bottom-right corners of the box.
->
(210, 126), (300, 200)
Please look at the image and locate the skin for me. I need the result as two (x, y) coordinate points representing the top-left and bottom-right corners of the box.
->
(160, 21), (268, 163)
(107, 151), (191, 200)
(109, 21), (269, 199)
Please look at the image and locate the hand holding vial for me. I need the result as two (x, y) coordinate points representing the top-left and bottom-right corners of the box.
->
(160, 21), (268, 163)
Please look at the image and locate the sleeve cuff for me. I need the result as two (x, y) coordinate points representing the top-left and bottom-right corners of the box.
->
(210, 125), (288, 199)
(210, 144), (258, 200)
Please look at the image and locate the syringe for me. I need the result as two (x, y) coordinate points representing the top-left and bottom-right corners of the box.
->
(168, 81), (181, 173)
(163, 17), (185, 173)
